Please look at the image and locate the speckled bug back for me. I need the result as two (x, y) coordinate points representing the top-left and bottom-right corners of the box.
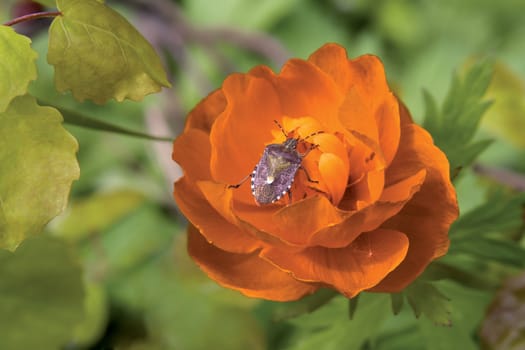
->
(250, 139), (303, 204)
(228, 120), (322, 205)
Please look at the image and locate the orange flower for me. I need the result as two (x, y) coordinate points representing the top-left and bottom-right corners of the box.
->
(172, 43), (459, 301)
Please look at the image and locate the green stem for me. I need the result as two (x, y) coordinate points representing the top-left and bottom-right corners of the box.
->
(50, 104), (174, 142)
(4, 11), (62, 27)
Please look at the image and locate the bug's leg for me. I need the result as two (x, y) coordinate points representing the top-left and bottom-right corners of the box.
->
(228, 173), (251, 189)
(299, 166), (319, 184)
(298, 143), (320, 157)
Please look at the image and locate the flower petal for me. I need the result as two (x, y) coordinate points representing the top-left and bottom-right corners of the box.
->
(308, 44), (401, 164)
(250, 60), (344, 131)
(174, 178), (260, 254)
(272, 195), (347, 246)
(172, 128), (211, 181)
(308, 168), (426, 248)
(198, 180), (301, 250)
(210, 73), (282, 184)
(308, 43), (352, 92)
(318, 152), (348, 205)
(188, 225), (319, 301)
(185, 89), (226, 133)
(370, 124), (458, 292)
(261, 229), (409, 298)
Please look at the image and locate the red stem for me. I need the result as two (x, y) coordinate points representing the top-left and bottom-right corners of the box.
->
(4, 11), (62, 27)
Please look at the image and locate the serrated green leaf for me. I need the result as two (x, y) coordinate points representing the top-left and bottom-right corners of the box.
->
(421, 260), (499, 290)
(348, 294), (359, 319)
(0, 95), (79, 250)
(285, 294), (391, 350)
(415, 281), (489, 350)
(0, 235), (85, 350)
(422, 61), (493, 174)
(406, 282), (451, 326)
(269, 288), (337, 321)
(0, 26), (38, 112)
(48, 0), (170, 104)
(451, 191), (525, 239)
(450, 237), (525, 268)
(390, 292), (404, 315)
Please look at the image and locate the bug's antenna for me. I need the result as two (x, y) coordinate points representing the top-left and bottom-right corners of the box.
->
(273, 120), (288, 138)
(303, 130), (324, 141)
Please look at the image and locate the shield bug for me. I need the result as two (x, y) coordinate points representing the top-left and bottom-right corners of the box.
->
(229, 120), (323, 205)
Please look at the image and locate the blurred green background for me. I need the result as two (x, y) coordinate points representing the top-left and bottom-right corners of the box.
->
(2, 0), (525, 349)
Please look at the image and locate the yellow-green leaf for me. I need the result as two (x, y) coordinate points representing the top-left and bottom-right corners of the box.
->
(0, 95), (79, 250)
(482, 62), (525, 148)
(48, 0), (171, 104)
(71, 282), (108, 347)
(0, 236), (85, 350)
(51, 190), (145, 242)
(0, 26), (38, 112)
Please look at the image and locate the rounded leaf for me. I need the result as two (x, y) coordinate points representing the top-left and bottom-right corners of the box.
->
(0, 26), (38, 112)
(48, 0), (171, 104)
(0, 95), (79, 249)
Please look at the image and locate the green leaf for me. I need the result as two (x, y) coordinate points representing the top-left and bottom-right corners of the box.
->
(421, 260), (499, 290)
(449, 237), (525, 268)
(0, 26), (38, 112)
(415, 281), (490, 350)
(0, 95), (79, 250)
(268, 288), (337, 321)
(390, 292), (404, 315)
(285, 294), (391, 350)
(451, 191), (525, 239)
(0, 235), (85, 350)
(406, 281), (451, 326)
(48, 0), (171, 104)
(373, 281), (492, 350)
(51, 190), (146, 242)
(348, 294), (359, 319)
(422, 61), (493, 175)
(70, 282), (108, 348)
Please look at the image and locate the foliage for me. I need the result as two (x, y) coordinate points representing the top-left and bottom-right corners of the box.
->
(1, 0), (525, 349)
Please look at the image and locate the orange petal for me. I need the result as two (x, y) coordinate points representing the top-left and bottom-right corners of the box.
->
(198, 180), (304, 250)
(308, 43), (352, 92)
(308, 169), (426, 248)
(209, 73), (282, 184)
(184, 89), (226, 133)
(272, 195), (347, 246)
(375, 94), (401, 166)
(318, 152), (349, 205)
(188, 225), (319, 301)
(337, 55), (400, 166)
(172, 129), (211, 181)
(370, 124), (458, 292)
(261, 229), (409, 298)
(174, 178), (260, 254)
(250, 60), (345, 132)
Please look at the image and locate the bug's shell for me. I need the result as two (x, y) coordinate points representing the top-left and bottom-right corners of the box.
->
(251, 142), (302, 205)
